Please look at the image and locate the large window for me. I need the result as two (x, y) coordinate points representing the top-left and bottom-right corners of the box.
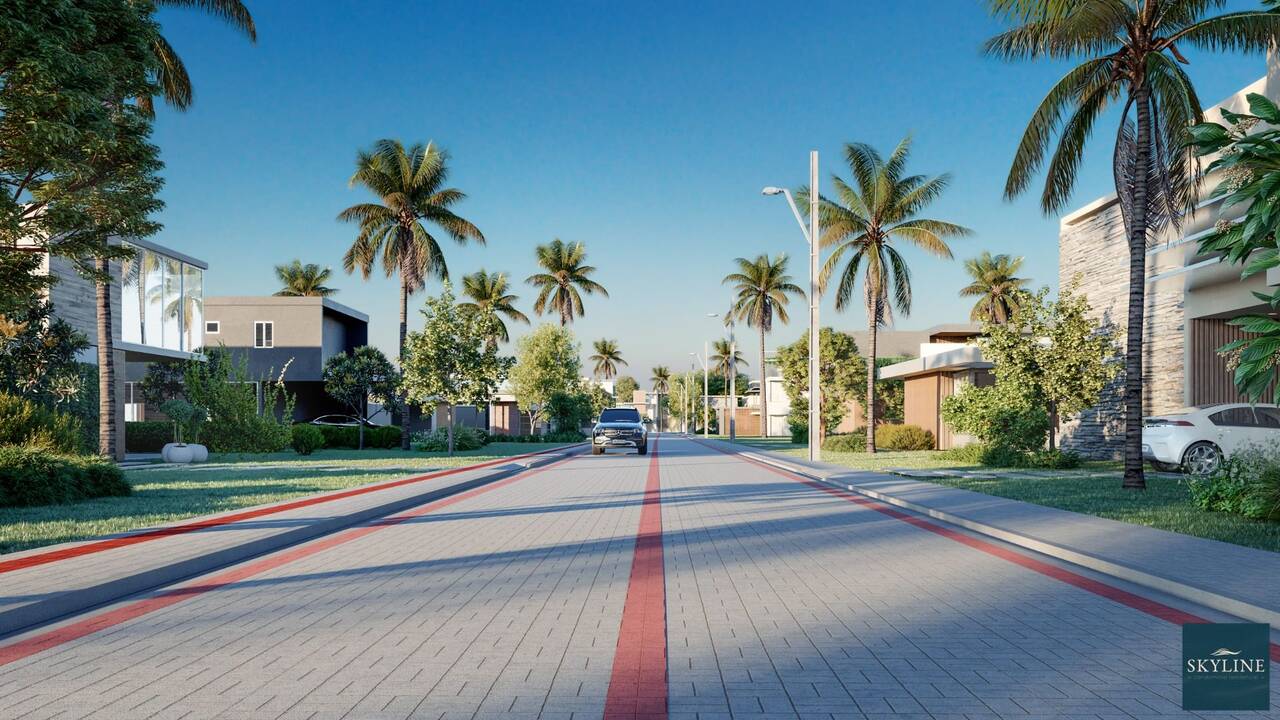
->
(183, 264), (203, 352)
(118, 242), (206, 352)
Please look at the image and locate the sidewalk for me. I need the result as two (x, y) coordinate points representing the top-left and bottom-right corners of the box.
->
(0, 445), (579, 636)
(707, 438), (1280, 630)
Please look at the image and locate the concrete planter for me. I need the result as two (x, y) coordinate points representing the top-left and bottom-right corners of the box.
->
(188, 444), (208, 463)
(161, 443), (194, 464)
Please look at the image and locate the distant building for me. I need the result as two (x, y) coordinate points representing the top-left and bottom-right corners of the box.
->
(878, 324), (989, 450)
(202, 296), (369, 421)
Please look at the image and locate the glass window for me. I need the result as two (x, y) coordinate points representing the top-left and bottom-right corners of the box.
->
(160, 257), (182, 351)
(205, 320), (219, 334)
(120, 242), (144, 344)
(599, 408), (641, 423)
(1208, 408), (1256, 427)
(142, 249), (164, 348)
(1254, 407), (1280, 429)
(182, 264), (203, 352)
(255, 321), (273, 348)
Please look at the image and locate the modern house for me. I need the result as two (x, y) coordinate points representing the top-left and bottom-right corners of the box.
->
(1059, 60), (1280, 458)
(202, 296), (369, 421)
(40, 238), (208, 459)
(879, 324), (989, 450)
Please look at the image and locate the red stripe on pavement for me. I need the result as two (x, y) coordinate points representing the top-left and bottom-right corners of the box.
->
(0, 454), (577, 667)
(604, 437), (668, 720)
(698, 441), (1280, 663)
(0, 444), (575, 576)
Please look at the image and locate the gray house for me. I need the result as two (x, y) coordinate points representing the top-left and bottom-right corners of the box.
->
(202, 296), (369, 421)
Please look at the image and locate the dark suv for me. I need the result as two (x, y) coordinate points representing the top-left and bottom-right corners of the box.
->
(591, 407), (649, 455)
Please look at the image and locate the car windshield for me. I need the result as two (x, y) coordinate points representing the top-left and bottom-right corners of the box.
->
(599, 409), (641, 423)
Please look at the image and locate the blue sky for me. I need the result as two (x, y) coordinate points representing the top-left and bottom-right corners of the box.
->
(152, 0), (1269, 387)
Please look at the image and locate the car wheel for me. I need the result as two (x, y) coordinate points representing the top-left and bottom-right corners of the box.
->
(1149, 460), (1182, 474)
(1182, 442), (1223, 475)
(637, 443), (648, 455)
(592, 445), (604, 456)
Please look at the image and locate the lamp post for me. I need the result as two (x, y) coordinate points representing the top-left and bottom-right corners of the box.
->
(691, 350), (709, 438)
(762, 150), (820, 462)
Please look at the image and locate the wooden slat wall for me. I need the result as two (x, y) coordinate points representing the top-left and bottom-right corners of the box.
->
(1190, 318), (1276, 405)
(937, 373), (957, 450)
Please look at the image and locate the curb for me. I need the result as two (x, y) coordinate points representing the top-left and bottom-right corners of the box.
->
(0, 446), (582, 638)
(714, 440), (1280, 630)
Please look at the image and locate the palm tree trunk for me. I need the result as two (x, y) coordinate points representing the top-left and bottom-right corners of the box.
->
(866, 298), (879, 454)
(398, 273), (411, 451)
(96, 257), (116, 459)
(759, 327), (768, 438)
(1122, 86), (1151, 490)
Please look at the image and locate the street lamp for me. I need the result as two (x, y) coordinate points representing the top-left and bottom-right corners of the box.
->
(690, 350), (709, 438)
(762, 150), (820, 462)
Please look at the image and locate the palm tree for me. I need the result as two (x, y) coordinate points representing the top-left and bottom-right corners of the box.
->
(146, 1), (257, 113)
(723, 254), (804, 439)
(959, 252), (1030, 324)
(339, 139), (484, 449)
(459, 269), (529, 348)
(986, 0), (1280, 488)
(650, 365), (671, 431)
(274, 260), (338, 297)
(709, 339), (747, 389)
(811, 136), (971, 452)
(590, 339), (627, 379)
(526, 239), (608, 325)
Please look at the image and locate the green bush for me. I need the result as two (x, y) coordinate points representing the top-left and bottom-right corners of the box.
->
(544, 430), (585, 443)
(940, 383), (1047, 455)
(411, 426), (485, 452)
(1188, 446), (1280, 520)
(1022, 448), (1082, 469)
(185, 346), (294, 453)
(0, 392), (84, 454)
(290, 424), (325, 455)
(876, 424), (934, 451)
(124, 421), (170, 452)
(0, 446), (130, 508)
(824, 431), (866, 453)
(787, 404), (808, 444)
(314, 424), (402, 449)
(938, 443), (985, 464)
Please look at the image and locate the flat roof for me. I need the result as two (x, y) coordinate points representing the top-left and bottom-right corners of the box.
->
(123, 237), (209, 270)
(206, 296), (369, 323)
(878, 345), (992, 380)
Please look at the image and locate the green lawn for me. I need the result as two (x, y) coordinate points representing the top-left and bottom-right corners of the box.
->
(0, 442), (574, 555)
(728, 437), (1280, 553)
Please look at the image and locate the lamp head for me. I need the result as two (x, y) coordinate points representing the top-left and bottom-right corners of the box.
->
(761, 186), (784, 196)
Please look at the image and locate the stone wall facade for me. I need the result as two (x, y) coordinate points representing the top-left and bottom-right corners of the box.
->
(1057, 201), (1187, 459)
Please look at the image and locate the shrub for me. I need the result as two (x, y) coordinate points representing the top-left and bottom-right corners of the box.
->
(876, 424), (934, 451)
(411, 426), (485, 452)
(941, 383), (1047, 455)
(824, 431), (867, 453)
(787, 404), (808, 444)
(0, 392), (84, 454)
(544, 430), (585, 443)
(125, 421), (170, 452)
(1189, 445), (1280, 520)
(1022, 448), (1082, 469)
(0, 446), (130, 508)
(184, 346), (294, 453)
(314, 424), (402, 449)
(291, 424), (325, 455)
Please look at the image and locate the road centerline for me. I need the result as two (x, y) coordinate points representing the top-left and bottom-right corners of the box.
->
(604, 436), (668, 720)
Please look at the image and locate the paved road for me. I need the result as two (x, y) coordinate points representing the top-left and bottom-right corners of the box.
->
(0, 436), (1275, 719)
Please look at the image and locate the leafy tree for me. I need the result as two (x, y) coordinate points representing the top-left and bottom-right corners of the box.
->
(274, 260), (337, 297)
(546, 390), (593, 432)
(666, 370), (710, 432)
(614, 375), (639, 402)
(775, 328), (863, 439)
(402, 283), (513, 455)
(184, 346), (295, 453)
(805, 137), (969, 452)
(960, 251), (1031, 324)
(585, 383), (613, 417)
(985, 0), (1280, 488)
(1187, 94), (1280, 403)
(508, 324), (581, 433)
(873, 356), (911, 424)
(459, 269), (528, 348)
(2, 0), (168, 458)
(590, 339), (627, 379)
(941, 381), (1049, 456)
(323, 346), (402, 449)
(723, 253), (804, 438)
(145, 1), (256, 113)
(526, 239), (608, 325)
(339, 139), (484, 448)
(140, 362), (186, 406)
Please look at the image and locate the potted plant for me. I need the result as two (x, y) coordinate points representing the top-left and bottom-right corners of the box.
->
(159, 399), (196, 464)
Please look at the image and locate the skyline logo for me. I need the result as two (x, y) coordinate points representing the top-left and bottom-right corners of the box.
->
(1183, 624), (1269, 711)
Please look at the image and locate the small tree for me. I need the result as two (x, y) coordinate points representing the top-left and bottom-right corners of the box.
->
(546, 390), (593, 433)
(775, 328), (862, 439)
(141, 362), (186, 406)
(323, 345), (401, 450)
(614, 375), (639, 403)
(402, 283), (513, 455)
(980, 282), (1119, 449)
(508, 324), (581, 433)
(585, 384), (613, 418)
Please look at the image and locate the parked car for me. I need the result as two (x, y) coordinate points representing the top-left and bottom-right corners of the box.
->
(591, 407), (648, 455)
(308, 414), (377, 427)
(1142, 403), (1280, 474)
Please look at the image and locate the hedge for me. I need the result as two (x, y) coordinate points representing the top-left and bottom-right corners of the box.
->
(876, 424), (935, 451)
(125, 421), (171, 453)
(0, 446), (131, 508)
(314, 424), (402, 449)
(0, 392), (84, 454)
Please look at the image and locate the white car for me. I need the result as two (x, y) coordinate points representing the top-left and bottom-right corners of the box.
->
(1142, 403), (1280, 474)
